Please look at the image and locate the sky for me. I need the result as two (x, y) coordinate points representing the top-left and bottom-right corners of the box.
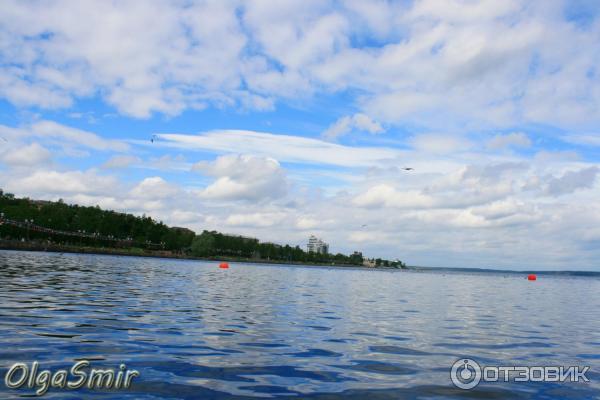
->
(1, 0), (600, 270)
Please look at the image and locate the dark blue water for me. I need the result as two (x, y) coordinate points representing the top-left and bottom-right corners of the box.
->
(0, 251), (598, 399)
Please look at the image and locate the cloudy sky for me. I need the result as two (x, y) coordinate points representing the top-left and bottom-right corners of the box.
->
(1, 0), (600, 270)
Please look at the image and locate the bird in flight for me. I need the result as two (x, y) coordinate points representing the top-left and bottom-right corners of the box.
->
(402, 167), (414, 171)
(150, 134), (159, 143)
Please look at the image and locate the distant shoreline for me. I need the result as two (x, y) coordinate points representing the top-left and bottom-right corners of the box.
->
(404, 265), (600, 276)
(0, 240), (401, 270)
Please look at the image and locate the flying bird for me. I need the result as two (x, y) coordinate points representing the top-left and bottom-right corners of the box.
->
(402, 167), (414, 171)
(150, 134), (159, 143)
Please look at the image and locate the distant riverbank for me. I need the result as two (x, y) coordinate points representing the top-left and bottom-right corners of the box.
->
(0, 192), (405, 269)
(0, 240), (401, 269)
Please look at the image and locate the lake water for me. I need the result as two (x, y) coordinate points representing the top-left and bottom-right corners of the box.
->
(0, 250), (599, 399)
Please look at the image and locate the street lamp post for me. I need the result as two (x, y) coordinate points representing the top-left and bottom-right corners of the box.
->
(26, 219), (33, 241)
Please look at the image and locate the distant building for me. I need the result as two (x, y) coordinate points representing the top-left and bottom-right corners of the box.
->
(362, 258), (376, 268)
(307, 235), (329, 254)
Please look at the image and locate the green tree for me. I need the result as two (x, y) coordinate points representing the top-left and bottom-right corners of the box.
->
(190, 231), (215, 257)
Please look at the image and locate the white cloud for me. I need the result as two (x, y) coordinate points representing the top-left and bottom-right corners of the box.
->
(296, 217), (320, 230)
(146, 154), (189, 171)
(157, 130), (399, 167)
(193, 154), (287, 201)
(226, 212), (286, 227)
(409, 133), (472, 154)
(544, 167), (599, 196)
(5, 169), (118, 197)
(102, 155), (141, 169)
(2, 1), (600, 270)
(130, 177), (179, 199)
(30, 121), (128, 152)
(352, 160), (553, 212)
(0, 121), (128, 153)
(408, 0), (523, 22)
(487, 132), (532, 150)
(563, 133), (600, 147)
(169, 210), (204, 226)
(322, 113), (384, 140)
(0, 1), (249, 117)
(471, 199), (535, 221)
(2, 148), (600, 269)
(353, 185), (436, 209)
(0, 142), (51, 166)
(347, 230), (390, 243)
(0, 0), (598, 131)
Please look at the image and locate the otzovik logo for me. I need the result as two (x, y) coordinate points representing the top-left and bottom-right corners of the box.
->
(450, 358), (591, 390)
(450, 358), (482, 389)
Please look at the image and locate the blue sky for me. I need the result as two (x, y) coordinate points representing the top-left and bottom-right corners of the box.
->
(1, 0), (600, 270)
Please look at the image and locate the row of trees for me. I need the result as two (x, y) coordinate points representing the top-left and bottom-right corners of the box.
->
(0, 191), (404, 267)
(189, 230), (370, 265)
(0, 191), (194, 251)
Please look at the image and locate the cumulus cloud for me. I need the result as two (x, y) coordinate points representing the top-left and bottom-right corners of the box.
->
(2, 148), (600, 269)
(471, 199), (536, 222)
(347, 230), (391, 243)
(193, 154), (287, 201)
(544, 167), (599, 196)
(0, 0), (598, 130)
(354, 185), (436, 209)
(322, 113), (384, 140)
(226, 212), (286, 227)
(296, 216), (320, 230)
(130, 177), (180, 199)
(5, 169), (118, 197)
(354, 162), (532, 211)
(459, 162), (529, 186)
(2, 1), (600, 270)
(353, 184), (512, 212)
(0, 1), (250, 117)
(0, 142), (51, 166)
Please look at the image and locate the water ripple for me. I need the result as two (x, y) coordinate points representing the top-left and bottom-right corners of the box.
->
(1, 250), (599, 399)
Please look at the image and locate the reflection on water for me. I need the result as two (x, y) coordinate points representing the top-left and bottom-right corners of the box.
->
(0, 250), (598, 399)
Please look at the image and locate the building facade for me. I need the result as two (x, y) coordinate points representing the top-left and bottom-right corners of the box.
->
(307, 235), (329, 254)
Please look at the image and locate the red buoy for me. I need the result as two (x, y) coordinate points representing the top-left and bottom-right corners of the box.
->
(528, 274), (537, 281)
(219, 262), (229, 269)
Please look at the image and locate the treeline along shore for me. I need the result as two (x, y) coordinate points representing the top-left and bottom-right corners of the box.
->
(0, 190), (405, 268)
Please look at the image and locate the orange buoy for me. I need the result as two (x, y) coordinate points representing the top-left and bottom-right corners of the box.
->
(527, 274), (537, 281)
(219, 262), (229, 269)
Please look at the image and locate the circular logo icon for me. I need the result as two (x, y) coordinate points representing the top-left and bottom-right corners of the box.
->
(451, 358), (482, 390)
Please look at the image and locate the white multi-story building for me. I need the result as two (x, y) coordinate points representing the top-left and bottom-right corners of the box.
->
(307, 235), (329, 254)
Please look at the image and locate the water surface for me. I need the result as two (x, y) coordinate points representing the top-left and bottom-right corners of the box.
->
(0, 251), (598, 399)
